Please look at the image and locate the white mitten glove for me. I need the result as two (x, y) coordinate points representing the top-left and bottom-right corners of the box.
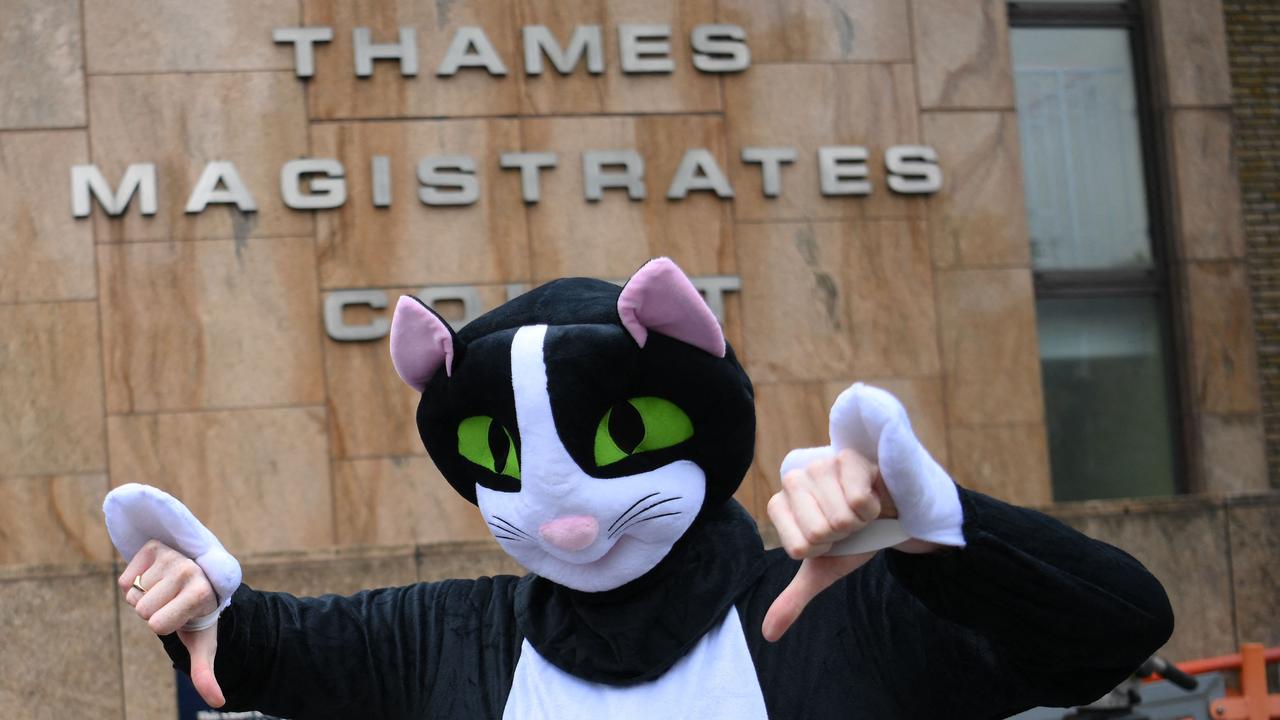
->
(103, 483), (242, 631)
(780, 383), (966, 556)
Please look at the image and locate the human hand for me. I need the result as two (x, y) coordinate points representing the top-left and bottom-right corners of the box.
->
(103, 484), (241, 708)
(763, 449), (927, 642)
(762, 384), (965, 641)
(119, 539), (225, 707)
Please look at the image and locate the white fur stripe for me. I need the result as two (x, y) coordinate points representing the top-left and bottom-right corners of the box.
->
(511, 325), (579, 491)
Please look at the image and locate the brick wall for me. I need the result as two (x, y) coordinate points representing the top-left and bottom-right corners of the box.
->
(1225, 2), (1280, 488)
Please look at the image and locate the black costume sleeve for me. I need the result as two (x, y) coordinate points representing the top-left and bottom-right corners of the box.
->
(160, 576), (522, 720)
(741, 487), (1174, 719)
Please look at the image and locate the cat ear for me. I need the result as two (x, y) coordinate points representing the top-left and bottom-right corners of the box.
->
(390, 295), (461, 391)
(617, 257), (726, 358)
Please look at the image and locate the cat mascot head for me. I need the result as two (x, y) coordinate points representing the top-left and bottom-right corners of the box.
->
(390, 258), (755, 592)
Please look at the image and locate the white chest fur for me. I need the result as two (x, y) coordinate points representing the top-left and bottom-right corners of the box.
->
(503, 607), (768, 720)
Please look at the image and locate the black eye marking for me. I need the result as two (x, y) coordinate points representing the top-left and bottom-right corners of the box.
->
(487, 420), (513, 475)
(607, 400), (645, 454)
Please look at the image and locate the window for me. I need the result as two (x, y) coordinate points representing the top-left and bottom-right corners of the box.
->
(1009, 1), (1182, 501)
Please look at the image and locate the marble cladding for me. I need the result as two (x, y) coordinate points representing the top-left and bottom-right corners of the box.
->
(0, 131), (95, 303)
(302, 0), (521, 119)
(717, 0), (911, 63)
(334, 456), (492, 546)
(948, 424), (1051, 507)
(240, 546), (421, 596)
(522, 114), (736, 282)
(0, 568), (123, 718)
(514, 0), (722, 115)
(1183, 261), (1262, 417)
(0, 302), (106, 477)
(910, 0), (1014, 110)
(417, 541), (526, 582)
(935, 269), (1044, 426)
(0, 474), (111, 565)
(1170, 109), (1245, 260)
(1154, 0), (1233, 108)
(1199, 414), (1269, 494)
(312, 119), (530, 289)
(922, 112), (1030, 269)
(98, 237), (325, 413)
(724, 63), (925, 222)
(84, 0), (301, 73)
(87, 72), (311, 242)
(301, 0), (723, 118)
(735, 219), (939, 383)
(1226, 495), (1280, 648)
(0, 0), (85, 129)
(106, 407), (333, 555)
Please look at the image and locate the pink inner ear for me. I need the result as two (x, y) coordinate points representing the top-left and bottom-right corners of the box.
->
(390, 296), (454, 391)
(617, 257), (726, 358)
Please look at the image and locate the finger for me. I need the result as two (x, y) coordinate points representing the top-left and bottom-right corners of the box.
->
(762, 554), (875, 642)
(180, 627), (225, 708)
(124, 587), (143, 607)
(836, 452), (882, 524)
(809, 458), (860, 534)
(118, 542), (159, 594)
(832, 450), (881, 522)
(138, 553), (178, 595)
(872, 473), (899, 519)
(767, 493), (809, 560)
(788, 486), (834, 553)
(149, 583), (217, 636)
(135, 574), (184, 621)
(770, 490), (832, 558)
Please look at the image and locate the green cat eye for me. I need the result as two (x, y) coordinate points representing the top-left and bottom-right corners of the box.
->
(458, 416), (520, 479)
(594, 397), (694, 467)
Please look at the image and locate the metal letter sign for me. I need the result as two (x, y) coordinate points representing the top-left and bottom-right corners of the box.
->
(68, 18), (945, 349)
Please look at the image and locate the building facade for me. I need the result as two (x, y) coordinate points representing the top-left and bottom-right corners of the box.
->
(0, 0), (1276, 717)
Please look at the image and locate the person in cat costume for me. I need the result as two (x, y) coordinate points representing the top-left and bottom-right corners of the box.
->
(105, 258), (1174, 720)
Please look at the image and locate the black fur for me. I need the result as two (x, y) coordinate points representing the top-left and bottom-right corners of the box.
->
(415, 277), (755, 514)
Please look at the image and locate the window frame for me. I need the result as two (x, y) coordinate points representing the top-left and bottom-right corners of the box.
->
(1008, 0), (1189, 495)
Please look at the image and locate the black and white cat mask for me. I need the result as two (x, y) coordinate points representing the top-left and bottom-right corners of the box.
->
(390, 258), (756, 592)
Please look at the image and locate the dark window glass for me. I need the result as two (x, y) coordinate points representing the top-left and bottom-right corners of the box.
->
(1037, 296), (1177, 500)
(1011, 10), (1181, 501)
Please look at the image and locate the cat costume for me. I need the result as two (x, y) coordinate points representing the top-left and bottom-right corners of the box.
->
(104, 258), (1174, 719)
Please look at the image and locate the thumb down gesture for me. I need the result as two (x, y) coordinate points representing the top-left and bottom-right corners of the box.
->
(763, 383), (965, 642)
(105, 484), (242, 707)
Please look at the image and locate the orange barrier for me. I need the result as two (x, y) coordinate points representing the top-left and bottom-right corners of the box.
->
(1166, 645), (1280, 677)
(1177, 643), (1280, 720)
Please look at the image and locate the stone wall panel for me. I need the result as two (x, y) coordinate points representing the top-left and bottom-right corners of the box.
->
(0, 131), (95, 303)
(98, 238), (325, 413)
(0, 302), (106, 477)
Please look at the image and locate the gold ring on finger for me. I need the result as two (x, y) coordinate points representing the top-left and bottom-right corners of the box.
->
(131, 576), (147, 594)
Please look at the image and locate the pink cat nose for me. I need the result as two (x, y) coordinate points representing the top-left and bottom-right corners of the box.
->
(538, 515), (599, 552)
